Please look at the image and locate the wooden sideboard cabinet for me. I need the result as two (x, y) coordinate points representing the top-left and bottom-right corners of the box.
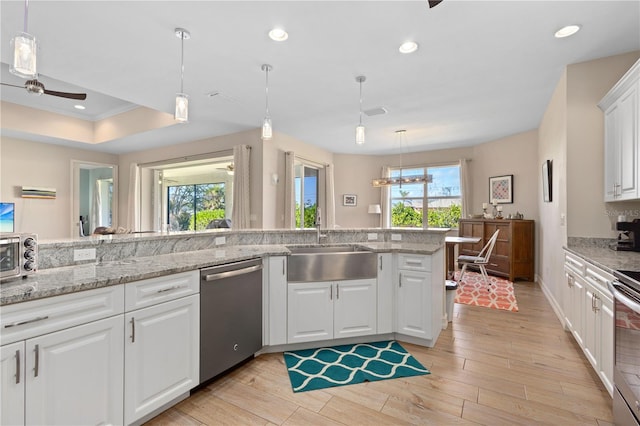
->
(458, 219), (535, 281)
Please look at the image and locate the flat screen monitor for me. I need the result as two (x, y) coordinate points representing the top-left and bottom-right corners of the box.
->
(0, 203), (15, 233)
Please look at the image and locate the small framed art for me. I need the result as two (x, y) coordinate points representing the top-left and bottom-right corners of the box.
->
(489, 175), (513, 204)
(343, 194), (357, 206)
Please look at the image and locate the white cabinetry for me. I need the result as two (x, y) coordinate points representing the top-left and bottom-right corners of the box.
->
(377, 253), (394, 334)
(0, 285), (125, 426)
(395, 251), (443, 345)
(265, 256), (287, 346)
(599, 59), (640, 201)
(287, 279), (377, 344)
(562, 251), (614, 396)
(124, 271), (199, 425)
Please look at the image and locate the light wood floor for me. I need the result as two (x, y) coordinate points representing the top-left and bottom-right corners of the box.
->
(146, 282), (613, 425)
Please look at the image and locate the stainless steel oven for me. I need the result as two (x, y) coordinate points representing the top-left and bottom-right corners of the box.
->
(609, 270), (640, 426)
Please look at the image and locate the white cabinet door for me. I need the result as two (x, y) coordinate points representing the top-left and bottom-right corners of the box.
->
(25, 315), (124, 426)
(570, 274), (586, 348)
(124, 294), (199, 426)
(397, 270), (432, 339)
(377, 253), (394, 334)
(604, 105), (620, 201)
(583, 282), (599, 370)
(1, 341), (25, 426)
(287, 282), (333, 343)
(598, 292), (614, 395)
(334, 279), (377, 339)
(266, 256), (287, 346)
(617, 83), (639, 200)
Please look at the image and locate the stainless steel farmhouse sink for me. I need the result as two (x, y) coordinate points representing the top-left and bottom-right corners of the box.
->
(287, 245), (377, 282)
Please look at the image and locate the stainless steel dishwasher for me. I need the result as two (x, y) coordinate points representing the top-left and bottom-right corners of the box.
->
(199, 258), (263, 384)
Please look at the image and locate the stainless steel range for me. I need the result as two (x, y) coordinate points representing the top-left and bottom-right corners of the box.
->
(609, 270), (640, 426)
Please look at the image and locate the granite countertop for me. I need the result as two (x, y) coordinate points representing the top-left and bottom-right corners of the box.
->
(0, 242), (444, 306)
(564, 244), (640, 274)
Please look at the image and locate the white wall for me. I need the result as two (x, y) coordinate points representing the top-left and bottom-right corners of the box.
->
(0, 137), (118, 240)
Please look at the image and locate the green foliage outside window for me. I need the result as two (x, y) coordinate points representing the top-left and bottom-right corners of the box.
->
(188, 209), (226, 230)
(392, 202), (461, 228)
(295, 202), (317, 228)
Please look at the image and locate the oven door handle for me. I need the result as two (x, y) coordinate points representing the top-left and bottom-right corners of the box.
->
(608, 281), (640, 313)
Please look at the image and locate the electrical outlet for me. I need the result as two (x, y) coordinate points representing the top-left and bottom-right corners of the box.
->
(74, 248), (96, 261)
(367, 233), (378, 240)
(391, 234), (402, 241)
(560, 213), (566, 226)
(215, 236), (226, 245)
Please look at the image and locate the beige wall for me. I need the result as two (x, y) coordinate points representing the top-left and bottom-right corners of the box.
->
(567, 51), (640, 238)
(0, 137), (118, 239)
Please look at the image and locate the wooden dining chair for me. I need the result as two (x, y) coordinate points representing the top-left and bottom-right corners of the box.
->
(457, 229), (500, 288)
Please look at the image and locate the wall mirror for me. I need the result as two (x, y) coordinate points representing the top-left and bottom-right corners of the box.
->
(138, 152), (234, 232)
(72, 160), (118, 237)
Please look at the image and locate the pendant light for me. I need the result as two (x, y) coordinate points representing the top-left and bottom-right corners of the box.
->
(371, 130), (433, 187)
(261, 64), (273, 140)
(355, 75), (366, 145)
(10, 0), (37, 79)
(174, 28), (190, 123)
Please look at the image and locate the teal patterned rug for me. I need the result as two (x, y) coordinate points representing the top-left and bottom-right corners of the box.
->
(283, 340), (430, 393)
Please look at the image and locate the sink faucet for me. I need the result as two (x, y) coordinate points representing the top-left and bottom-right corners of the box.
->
(315, 207), (327, 244)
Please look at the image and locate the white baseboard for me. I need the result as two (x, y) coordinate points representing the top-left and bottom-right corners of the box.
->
(536, 273), (568, 330)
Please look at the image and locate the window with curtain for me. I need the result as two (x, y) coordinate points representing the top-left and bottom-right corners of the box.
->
(389, 164), (462, 228)
(294, 162), (319, 228)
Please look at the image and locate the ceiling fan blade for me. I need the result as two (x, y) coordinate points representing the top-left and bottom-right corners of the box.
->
(428, 0), (443, 8)
(0, 82), (26, 89)
(42, 89), (87, 100)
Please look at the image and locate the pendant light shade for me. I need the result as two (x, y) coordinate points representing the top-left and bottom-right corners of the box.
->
(355, 75), (366, 145)
(174, 28), (190, 123)
(10, 1), (37, 79)
(261, 64), (273, 140)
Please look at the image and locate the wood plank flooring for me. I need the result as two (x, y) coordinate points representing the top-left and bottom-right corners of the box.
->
(145, 282), (613, 425)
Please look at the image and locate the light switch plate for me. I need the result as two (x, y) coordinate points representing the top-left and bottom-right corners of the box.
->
(74, 248), (96, 261)
(391, 234), (402, 241)
(215, 236), (226, 245)
(367, 233), (378, 240)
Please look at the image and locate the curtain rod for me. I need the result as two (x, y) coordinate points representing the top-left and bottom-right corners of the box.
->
(288, 151), (329, 168)
(139, 149), (234, 168)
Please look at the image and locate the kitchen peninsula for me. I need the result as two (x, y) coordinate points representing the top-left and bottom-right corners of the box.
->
(0, 228), (448, 426)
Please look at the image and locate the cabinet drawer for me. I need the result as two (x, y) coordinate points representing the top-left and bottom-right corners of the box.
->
(397, 254), (431, 272)
(1, 285), (124, 346)
(585, 264), (614, 297)
(486, 256), (509, 274)
(564, 252), (586, 277)
(125, 270), (199, 312)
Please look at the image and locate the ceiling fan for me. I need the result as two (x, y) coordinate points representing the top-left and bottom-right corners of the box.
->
(1, 79), (87, 100)
(428, 0), (444, 8)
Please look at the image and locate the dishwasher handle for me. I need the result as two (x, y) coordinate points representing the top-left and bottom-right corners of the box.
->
(203, 264), (263, 282)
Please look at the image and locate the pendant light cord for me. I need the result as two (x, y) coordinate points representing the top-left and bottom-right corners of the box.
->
(180, 33), (185, 93)
(265, 66), (270, 117)
(23, 0), (29, 33)
(358, 79), (363, 125)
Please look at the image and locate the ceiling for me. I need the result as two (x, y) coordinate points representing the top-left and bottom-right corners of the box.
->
(1, 1), (638, 156)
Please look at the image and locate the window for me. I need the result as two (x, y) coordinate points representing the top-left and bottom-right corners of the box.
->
(294, 162), (319, 228)
(167, 182), (226, 231)
(389, 164), (461, 228)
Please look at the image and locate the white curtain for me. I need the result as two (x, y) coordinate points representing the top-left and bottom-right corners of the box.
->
(232, 144), (251, 229)
(284, 151), (295, 229)
(91, 180), (102, 231)
(127, 163), (140, 231)
(380, 166), (391, 229)
(460, 158), (471, 219)
(325, 164), (336, 228)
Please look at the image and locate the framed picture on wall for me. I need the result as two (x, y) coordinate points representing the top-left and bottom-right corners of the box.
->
(542, 160), (552, 202)
(343, 194), (357, 206)
(489, 175), (513, 204)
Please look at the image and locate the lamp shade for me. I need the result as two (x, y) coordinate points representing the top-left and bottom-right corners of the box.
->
(355, 124), (365, 145)
(175, 93), (189, 123)
(262, 116), (273, 140)
(10, 32), (37, 79)
(368, 204), (382, 214)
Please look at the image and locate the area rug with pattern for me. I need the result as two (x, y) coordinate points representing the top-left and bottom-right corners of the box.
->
(283, 340), (430, 393)
(454, 270), (519, 312)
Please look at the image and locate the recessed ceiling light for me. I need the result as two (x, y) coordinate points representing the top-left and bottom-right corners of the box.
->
(554, 25), (581, 38)
(268, 28), (288, 41)
(74, 104), (85, 110)
(399, 41), (419, 54)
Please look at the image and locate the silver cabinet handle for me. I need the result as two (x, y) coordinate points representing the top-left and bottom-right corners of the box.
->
(15, 350), (20, 384)
(567, 274), (574, 287)
(130, 317), (135, 343)
(405, 260), (422, 266)
(156, 285), (184, 294)
(379, 256), (383, 271)
(4, 316), (49, 328)
(336, 283), (340, 300)
(282, 258), (285, 276)
(399, 273), (402, 287)
(33, 344), (40, 378)
(594, 294), (600, 313)
(330, 285), (333, 301)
